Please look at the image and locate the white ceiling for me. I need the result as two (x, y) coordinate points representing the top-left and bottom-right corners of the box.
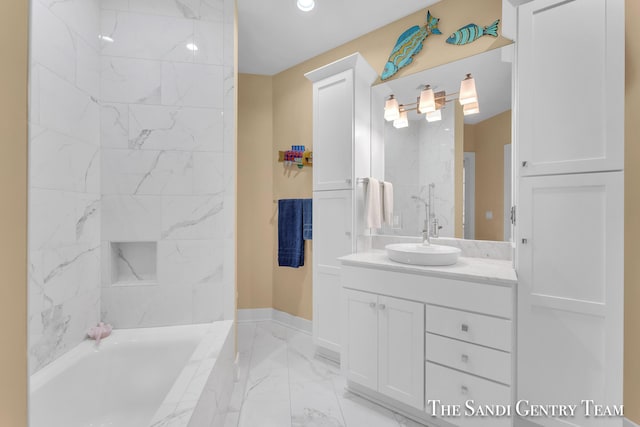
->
(238, 0), (441, 75)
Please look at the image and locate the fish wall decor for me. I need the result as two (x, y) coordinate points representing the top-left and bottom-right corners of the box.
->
(446, 19), (500, 45)
(380, 10), (441, 81)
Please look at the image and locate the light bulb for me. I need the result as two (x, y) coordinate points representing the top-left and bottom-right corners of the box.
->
(463, 102), (480, 115)
(426, 109), (442, 122)
(393, 109), (409, 128)
(459, 73), (478, 105)
(418, 85), (435, 114)
(384, 95), (400, 121)
(297, 0), (315, 12)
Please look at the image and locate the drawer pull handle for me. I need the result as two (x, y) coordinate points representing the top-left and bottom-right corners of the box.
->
(461, 385), (469, 395)
(379, 304), (386, 310)
(461, 354), (469, 363)
(369, 302), (376, 308)
(461, 324), (469, 332)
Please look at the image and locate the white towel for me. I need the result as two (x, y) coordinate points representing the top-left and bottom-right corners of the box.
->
(365, 177), (382, 229)
(381, 181), (394, 226)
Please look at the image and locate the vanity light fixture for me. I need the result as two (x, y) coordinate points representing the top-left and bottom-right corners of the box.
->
(393, 106), (409, 128)
(385, 75), (479, 128)
(459, 73), (478, 105)
(297, 0), (315, 12)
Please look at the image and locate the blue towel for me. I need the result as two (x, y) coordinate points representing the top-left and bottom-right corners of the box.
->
(302, 198), (312, 240)
(278, 199), (305, 268)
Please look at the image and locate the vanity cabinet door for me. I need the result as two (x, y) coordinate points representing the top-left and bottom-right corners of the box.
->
(313, 190), (354, 355)
(312, 70), (354, 191)
(342, 289), (378, 390)
(378, 295), (425, 410)
(517, 0), (624, 176)
(518, 172), (623, 427)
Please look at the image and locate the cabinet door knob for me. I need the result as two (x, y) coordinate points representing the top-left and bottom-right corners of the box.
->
(461, 324), (469, 332)
(379, 304), (386, 310)
(345, 178), (352, 184)
(522, 161), (528, 167)
(369, 302), (376, 308)
(345, 231), (352, 237)
(461, 385), (469, 395)
(461, 354), (469, 363)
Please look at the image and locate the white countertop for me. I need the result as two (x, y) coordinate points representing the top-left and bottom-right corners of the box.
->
(339, 250), (517, 286)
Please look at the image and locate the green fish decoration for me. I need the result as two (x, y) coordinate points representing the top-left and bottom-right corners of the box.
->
(446, 19), (500, 45)
(381, 11), (441, 81)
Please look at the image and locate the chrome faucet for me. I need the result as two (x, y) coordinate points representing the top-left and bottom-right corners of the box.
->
(412, 183), (442, 244)
(411, 195), (431, 245)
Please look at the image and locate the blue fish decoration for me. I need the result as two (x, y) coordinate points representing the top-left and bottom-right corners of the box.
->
(446, 19), (500, 45)
(381, 11), (441, 81)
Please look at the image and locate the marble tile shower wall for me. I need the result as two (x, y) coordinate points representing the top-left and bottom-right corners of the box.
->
(28, 0), (235, 373)
(98, 0), (233, 328)
(28, 0), (102, 374)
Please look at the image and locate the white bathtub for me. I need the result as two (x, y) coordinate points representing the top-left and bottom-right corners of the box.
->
(30, 321), (235, 427)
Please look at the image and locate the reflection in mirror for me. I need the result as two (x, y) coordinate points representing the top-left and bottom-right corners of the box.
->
(372, 46), (513, 242)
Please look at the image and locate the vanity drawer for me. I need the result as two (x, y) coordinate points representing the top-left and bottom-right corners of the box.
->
(425, 305), (512, 352)
(425, 333), (511, 385)
(425, 362), (512, 427)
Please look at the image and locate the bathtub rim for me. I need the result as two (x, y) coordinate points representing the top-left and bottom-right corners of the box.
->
(29, 322), (213, 394)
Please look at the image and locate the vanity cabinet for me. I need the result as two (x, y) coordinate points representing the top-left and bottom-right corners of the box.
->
(306, 53), (377, 360)
(516, 0), (624, 177)
(343, 288), (425, 409)
(340, 257), (517, 426)
(515, 0), (625, 424)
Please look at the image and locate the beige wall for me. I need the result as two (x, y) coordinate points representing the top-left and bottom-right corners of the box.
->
(267, 0), (510, 320)
(237, 74), (275, 310)
(272, 71), (314, 319)
(464, 110), (511, 241)
(0, 1), (29, 425)
(624, 0), (640, 422)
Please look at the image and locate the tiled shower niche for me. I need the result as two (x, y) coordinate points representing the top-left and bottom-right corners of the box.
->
(110, 242), (157, 285)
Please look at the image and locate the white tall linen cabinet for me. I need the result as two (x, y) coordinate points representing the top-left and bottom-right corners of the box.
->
(305, 53), (377, 360)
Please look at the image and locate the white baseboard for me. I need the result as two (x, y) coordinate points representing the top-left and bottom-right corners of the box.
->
(236, 308), (273, 322)
(237, 308), (312, 334)
(625, 418), (640, 427)
(271, 309), (313, 334)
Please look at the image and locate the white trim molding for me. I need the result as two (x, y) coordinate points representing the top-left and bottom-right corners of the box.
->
(236, 308), (273, 322)
(237, 308), (312, 334)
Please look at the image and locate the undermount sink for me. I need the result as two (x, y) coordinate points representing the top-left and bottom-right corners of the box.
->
(385, 243), (461, 266)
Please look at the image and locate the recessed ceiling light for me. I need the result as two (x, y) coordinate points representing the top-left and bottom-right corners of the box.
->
(297, 0), (315, 12)
(186, 43), (199, 51)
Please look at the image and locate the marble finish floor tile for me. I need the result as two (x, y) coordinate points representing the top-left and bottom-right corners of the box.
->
(224, 320), (427, 427)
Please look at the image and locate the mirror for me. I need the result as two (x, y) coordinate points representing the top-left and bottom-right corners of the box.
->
(371, 46), (513, 242)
